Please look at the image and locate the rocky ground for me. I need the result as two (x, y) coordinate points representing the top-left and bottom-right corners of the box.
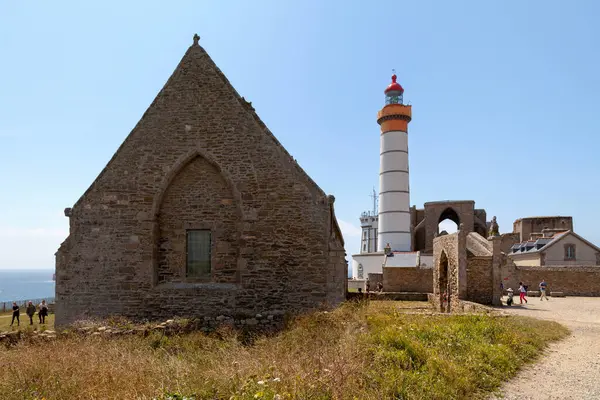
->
(492, 297), (600, 400)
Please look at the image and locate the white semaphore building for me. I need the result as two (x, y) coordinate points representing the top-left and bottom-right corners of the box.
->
(351, 74), (423, 280)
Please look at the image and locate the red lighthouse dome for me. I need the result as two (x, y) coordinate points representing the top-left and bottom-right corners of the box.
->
(384, 74), (404, 94)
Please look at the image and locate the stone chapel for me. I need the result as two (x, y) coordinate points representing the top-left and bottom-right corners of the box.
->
(54, 34), (347, 326)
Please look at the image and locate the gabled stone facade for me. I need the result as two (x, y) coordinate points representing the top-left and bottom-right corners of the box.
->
(55, 35), (347, 327)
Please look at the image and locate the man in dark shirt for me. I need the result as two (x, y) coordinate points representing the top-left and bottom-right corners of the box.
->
(10, 302), (20, 326)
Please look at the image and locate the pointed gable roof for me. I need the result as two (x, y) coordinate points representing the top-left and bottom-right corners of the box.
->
(72, 34), (326, 210)
(539, 230), (600, 254)
(509, 230), (600, 256)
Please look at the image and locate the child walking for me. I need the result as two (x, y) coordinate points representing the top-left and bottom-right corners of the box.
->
(518, 282), (528, 304)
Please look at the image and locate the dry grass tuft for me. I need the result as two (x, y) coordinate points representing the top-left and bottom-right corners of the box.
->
(0, 301), (568, 400)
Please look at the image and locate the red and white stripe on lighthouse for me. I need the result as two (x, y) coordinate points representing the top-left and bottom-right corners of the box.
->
(377, 74), (412, 252)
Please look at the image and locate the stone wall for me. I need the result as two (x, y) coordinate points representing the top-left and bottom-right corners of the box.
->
(513, 216), (573, 242)
(347, 279), (365, 292)
(55, 37), (347, 326)
(383, 267), (433, 292)
(367, 273), (383, 287)
(348, 292), (428, 301)
(466, 256), (493, 305)
(515, 266), (600, 296)
(498, 233), (520, 254)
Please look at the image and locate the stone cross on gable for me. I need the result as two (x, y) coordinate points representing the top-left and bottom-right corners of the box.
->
(193, 33), (200, 45)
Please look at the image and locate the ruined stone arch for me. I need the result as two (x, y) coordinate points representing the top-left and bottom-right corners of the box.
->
(151, 148), (243, 286)
(437, 207), (460, 234)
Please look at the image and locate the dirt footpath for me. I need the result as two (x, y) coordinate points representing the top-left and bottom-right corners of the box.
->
(492, 297), (600, 400)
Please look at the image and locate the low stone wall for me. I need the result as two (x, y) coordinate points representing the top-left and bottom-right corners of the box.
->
(516, 266), (600, 296)
(347, 292), (429, 301)
(383, 267), (433, 293)
(367, 273), (383, 286)
(427, 294), (494, 314)
(347, 279), (365, 292)
(0, 315), (287, 346)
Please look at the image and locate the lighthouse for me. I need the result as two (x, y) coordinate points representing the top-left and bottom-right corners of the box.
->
(377, 74), (412, 252)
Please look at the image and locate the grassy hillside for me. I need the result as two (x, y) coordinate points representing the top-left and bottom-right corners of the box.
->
(0, 301), (568, 400)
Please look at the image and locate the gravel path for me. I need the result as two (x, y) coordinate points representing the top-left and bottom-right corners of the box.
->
(492, 297), (600, 400)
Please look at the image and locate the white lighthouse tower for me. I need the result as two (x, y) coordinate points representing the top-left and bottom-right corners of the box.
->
(377, 74), (412, 252)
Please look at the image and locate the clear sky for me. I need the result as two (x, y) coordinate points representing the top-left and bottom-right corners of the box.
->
(1, 1), (599, 269)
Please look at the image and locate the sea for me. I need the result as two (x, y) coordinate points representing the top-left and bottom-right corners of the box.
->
(0, 269), (55, 304)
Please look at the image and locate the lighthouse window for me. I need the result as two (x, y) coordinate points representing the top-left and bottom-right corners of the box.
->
(386, 94), (403, 105)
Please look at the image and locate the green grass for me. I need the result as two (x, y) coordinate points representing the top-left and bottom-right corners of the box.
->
(0, 301), (568, 400)
(0, 311), (54, 332)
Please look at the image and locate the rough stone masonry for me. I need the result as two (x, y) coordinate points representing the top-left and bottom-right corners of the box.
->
(55, 34), (348, 327)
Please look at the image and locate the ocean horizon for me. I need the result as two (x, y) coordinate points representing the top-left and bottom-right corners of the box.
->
(0, 268), (55, 303)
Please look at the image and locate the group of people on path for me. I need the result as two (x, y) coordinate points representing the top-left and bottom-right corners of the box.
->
(9, 300), (49, 327)
(505, 279), (550, 305)
(357, 279), (384, 295)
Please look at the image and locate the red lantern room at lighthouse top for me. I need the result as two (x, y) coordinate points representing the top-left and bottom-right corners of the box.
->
(384, 74), (404, 105)
(377, 74), (412, 133)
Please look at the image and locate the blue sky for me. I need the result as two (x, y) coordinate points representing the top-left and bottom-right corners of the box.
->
(1, 1), (599, 269)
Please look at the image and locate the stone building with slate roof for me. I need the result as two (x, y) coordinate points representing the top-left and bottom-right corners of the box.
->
(55, 34), (347, 327)
(508, 230), (600, 267)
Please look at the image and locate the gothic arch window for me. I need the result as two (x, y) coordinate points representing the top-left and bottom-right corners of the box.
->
(156, 155), (239, 284)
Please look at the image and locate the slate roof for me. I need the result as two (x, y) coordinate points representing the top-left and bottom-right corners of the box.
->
(510, 231), (568, 255)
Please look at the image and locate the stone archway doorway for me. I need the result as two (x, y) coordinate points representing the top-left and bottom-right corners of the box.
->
(438, 251), (450, 313)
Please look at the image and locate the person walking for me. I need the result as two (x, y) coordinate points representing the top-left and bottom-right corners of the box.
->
(10, 302), (20, 326)
(38, 300), (48, 324)
(539, 279), (549, 301)
(518, 282), (528, 304)
(26, 301), (36, 325)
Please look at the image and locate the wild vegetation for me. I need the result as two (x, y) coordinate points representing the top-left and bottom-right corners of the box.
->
(0, 301), (568, 400)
